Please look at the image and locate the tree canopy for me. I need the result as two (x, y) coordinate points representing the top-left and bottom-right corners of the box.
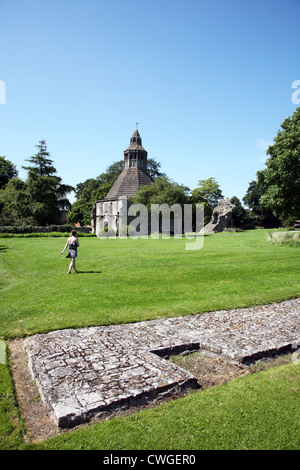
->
(0, 140), (73, 226)
(260, 107), (300, 222)
(191, 177), (223, 224)
(0, 156), (18, 189)
(132, 176), (190, 210)
(22, 140), (74, 225)
(0, 177), (33, 225)
(243, 170), (281, 228)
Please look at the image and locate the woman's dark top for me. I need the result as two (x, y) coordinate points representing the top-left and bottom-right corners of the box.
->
(68, 241), (78, 258)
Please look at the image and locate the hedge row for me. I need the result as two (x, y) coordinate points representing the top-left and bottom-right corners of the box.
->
(0, 225), (92, 234)
(0, 232), (96, 238)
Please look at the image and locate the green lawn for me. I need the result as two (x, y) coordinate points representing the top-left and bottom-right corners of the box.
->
(0, 230), (299, 450)
(0, 230), (300, 338)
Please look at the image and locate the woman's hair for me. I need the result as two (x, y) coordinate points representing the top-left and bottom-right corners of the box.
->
(71, 230), (77, 236)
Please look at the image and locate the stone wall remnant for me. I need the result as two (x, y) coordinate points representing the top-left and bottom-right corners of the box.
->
(203, 198), (236, 233)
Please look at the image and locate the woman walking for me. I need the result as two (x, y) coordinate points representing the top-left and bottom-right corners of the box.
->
(61, 230), (79, 274)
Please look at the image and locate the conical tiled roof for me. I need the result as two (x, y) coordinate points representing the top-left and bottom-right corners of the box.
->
(104, 167), (152, 200)
(104, 128), (152, 200)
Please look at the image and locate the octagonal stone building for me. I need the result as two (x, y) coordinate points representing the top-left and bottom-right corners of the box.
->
(91, 128), (152, 235)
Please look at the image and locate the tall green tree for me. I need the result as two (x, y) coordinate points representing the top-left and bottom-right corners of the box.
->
(260, 107), (300, 222)
(146, 158), (166, 181)
(23, 140), (73, 225)
(132, 176), (190, 210)
(191, 177), (223, 224)
(0, 177), (33, 225)
(0, 156), (18, 189)
(230, 196), (256, 229)
(243, 170), (281, 228)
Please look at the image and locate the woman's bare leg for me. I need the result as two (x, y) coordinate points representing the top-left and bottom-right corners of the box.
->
(68, 259), (73, 273)
(73, 258), (78, 272)
(68, 258), (78, 274)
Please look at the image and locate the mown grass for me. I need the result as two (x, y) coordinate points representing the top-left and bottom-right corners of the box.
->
(1, 360), (298, 450)
(0, 230), (300, 338)
(0, 361), (24, 450)
(0, 230), (299, 450)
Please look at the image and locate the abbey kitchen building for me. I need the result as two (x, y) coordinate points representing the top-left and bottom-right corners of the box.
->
(91, 128), (152, 235)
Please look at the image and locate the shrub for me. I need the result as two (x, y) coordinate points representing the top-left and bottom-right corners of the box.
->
(0, 232), (96, 238)
(0, 225), (74, 234)
(0, 225), (94, 236)
(268, 231), (300, 247)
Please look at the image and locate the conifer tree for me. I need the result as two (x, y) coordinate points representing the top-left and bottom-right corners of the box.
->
(23, 140), (73, 225)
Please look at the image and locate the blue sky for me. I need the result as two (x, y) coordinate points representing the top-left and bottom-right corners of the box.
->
(0, 0), (299, 204)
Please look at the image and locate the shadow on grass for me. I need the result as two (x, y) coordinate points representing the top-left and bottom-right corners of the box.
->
(0, 245), (9, 252)
(76, 270), (102, 274)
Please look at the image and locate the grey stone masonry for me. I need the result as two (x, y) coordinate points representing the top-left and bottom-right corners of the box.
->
(25, 298), (300, 429)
